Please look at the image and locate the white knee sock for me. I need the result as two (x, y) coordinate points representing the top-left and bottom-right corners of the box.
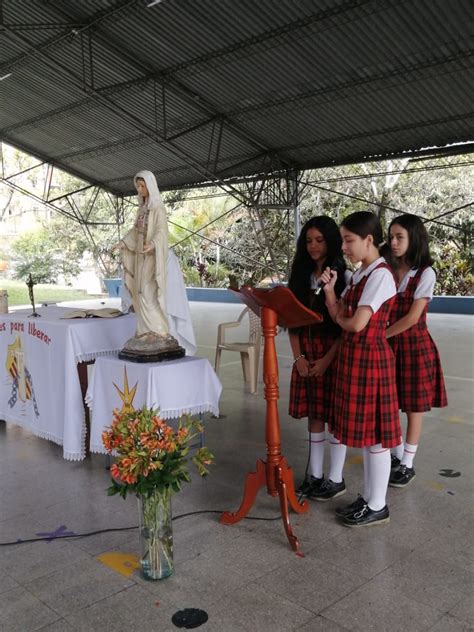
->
(327, 432), (346, 483)
(368, 444), (390, 511)
(362, 447), (371, 500)
(401, 442), (418, 468)
(309, 431), (325, 479)
(392, 437), (404, 461)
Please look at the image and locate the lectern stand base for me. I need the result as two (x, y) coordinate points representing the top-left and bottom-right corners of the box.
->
(220, 457), (308, 552)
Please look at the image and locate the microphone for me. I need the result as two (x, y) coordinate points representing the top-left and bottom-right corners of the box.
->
(313, 278), (325, 296)
(313, 261), (345, 295)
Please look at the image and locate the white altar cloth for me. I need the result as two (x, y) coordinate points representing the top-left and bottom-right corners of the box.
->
(86, 355), (222, 455)
(0, 306), (136, 460)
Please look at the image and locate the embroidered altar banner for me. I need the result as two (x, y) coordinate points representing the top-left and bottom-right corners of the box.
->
(0, 306), (136, 460)
(86, 355), (222, 455)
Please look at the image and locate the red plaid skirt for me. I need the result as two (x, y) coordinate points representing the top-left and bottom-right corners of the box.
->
(389, 272), (447, 412)
(333, 337), (400, 448)
(332, 263), (401, 448)
(288, 329), (338, 426)
(390, 331), (447, 411)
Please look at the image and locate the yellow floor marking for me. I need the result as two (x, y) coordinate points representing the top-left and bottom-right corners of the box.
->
(425, 481), (445, 491)
(97, 552), (140, 577)
(448, 416), (464, 424)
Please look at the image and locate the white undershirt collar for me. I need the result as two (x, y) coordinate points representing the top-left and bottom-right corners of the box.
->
(351, 257), (385, 284)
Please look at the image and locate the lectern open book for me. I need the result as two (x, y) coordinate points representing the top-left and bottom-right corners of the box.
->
(220, 285), (323, 552)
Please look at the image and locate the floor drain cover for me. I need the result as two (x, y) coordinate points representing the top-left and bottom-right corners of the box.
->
(171, 608), (209, 629)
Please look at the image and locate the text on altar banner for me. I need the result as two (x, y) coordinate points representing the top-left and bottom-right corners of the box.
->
(0, 321), (52, 345)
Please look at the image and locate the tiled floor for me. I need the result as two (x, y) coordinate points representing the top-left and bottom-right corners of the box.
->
(0, 303), (473, 631)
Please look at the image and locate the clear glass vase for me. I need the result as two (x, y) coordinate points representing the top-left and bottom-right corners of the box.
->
(137, 488), (173, 580)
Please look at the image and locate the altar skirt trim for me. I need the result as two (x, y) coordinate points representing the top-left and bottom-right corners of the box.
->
(0, 411), (87, 461)
(159, 403), (219, 419)
(74, 348), (124, 364)
(84, 397), (218, 421)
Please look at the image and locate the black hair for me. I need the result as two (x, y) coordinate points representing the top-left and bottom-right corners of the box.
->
(288, 215), (346, 304)
(340, 211), (385, 246)
(388, 214), (434, 268)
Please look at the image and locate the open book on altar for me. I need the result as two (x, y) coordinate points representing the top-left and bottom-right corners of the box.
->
(61, 308), (124, 319)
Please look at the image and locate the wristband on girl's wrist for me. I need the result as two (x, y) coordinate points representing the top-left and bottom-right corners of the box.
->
(293, 353), (305, 364)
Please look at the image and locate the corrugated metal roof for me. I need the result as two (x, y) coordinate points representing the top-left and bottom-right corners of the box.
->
(1, 0), (473, 195)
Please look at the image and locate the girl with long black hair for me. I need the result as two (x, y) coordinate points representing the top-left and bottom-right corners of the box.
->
(288, 216), (349, 502)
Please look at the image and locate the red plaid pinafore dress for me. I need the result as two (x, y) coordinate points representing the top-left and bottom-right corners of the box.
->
(389, 268), (448, 412)
(289, 291), (340, 426)
(332, 263), (401, 448)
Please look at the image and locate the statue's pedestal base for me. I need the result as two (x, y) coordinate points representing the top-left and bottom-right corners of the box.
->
(118, 332), (185, 364)
(118, 348), (185, 363)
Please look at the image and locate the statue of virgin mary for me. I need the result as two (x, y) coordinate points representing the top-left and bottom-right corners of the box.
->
(118, 170), (185, 361)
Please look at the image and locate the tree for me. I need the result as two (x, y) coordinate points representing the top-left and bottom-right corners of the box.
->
(11, 227), (82, 283)
(168, 191), (236, 287)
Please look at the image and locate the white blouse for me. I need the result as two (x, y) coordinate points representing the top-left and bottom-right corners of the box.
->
(342, 257), (396, 314)
(397, 267), (436, 301)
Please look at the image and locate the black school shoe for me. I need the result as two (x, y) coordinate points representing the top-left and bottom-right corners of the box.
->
(310, 478), (346, 502)
(391, 455), (401, 470)
(389, 464), (416, 488)
(342, 503), (390, 528)
(295, 475), (324, 497)
(335, 494), (366, 518)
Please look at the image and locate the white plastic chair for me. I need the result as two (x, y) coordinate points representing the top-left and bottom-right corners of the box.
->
(214, 307), (262, 394)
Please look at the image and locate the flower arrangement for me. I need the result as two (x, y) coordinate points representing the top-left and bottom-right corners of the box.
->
(102, 406), (214, 499)
(102, 406), (214, 580)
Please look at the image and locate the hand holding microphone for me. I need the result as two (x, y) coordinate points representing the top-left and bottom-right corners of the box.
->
(320, 266), (341, 322)
(313, 267), (337, 295)
(315, 266), (338, 294)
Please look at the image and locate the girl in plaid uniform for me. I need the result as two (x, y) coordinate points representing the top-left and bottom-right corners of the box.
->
(386, 214), (447, 488)
(288, 216), (349, 501)
(322, 211), (400, 527)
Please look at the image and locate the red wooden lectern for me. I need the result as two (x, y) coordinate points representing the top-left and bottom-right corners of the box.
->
(220, 285), (323, 552)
